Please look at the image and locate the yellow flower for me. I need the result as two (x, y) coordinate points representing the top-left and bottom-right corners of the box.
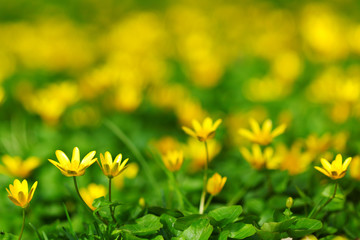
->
(162, 150), (183, 172)
(277, 142), (314, 175)
(239, 118), (286, 145)
(305, 133), (332, 156)
(6, 179), (38, 208)
(98, 151), (129, 178)
(0, 155), (40, 178)
(182, 117), (222, 142)
(240, 144), (279, 170)
(206, 173), (227, 196)
(301, 235), (318, 240)
(314, 154), (352, 180)
(79, 183), (107, 210)
(48, 147), (97, 177)
(349, 156), (360, 180)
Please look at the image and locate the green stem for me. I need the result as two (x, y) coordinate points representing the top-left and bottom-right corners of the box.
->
(73, 176), (93, 213)
(312, 182), (338, 218)
(199, 141), (209, 214)
(104, 120), (159, 196)
(73, 177), (108, 224)
(18, 208), (26, 240)
(109, 177), (116, 222)
(204, 195), (214, 212)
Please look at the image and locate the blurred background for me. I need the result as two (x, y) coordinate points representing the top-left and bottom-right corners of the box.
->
(1, 0), (360, 237)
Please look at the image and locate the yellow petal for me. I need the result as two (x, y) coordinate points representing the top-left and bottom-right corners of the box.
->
(249, 118), (260, 134)
(240, 147), (251, 161)
(342, 157), (352, 171)
(28, 181), (38, 203)
(105, 151), (112, 166)
(55, 150), (70, 167)
(320, 158), (332, 173)
(8, 195), (22, 207)
(192, 119), (202, 132)
(238, 129), (255, 141)
(332, 154), (343, 171)
(203, 117), (213, 130)
(71, 147), (80, 168)
(314, 166), (331, 178)
(271, 124), (287, 138)
(81, 151), (96, 165)
(262, 119), (273, 134)
(212, 119), (222, 130)
(182, 126), (197, 138)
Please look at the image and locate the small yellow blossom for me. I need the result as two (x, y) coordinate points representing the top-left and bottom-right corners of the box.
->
(0, 155), (40, 178)
(162, 150), (183, 172)
(314, 154), (352, 180)
(350, 156), (360, 180)
(98, 151), (129, 178)
(206, 173), (227, 196)
(182, 117), (222, 142)
(239, 118), (286, 145)
(6, 179), (38, 208)
(139, 197), (145, 208)
(151, 136), (180, 155)
(79, 183), (107, 210)
(240, 144), (279, 170)
(48, 147), (97, 177)
(286, 197), (293, 209)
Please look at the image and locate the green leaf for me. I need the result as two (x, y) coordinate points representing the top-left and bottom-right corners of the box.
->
(287, 218), (323, 238)
(218, 230), (229, 240)
(160, 214), (181, 238)
(256, 230), (281, 240)
(149, 206), (184, 218)
(174, 214), (207, 231)
(261, 218), (296, 232)
(178, 219), (213, 240)
(115, 214), (163, 237)
(208, 205), (243, 227)
(223, 222), (256, 239)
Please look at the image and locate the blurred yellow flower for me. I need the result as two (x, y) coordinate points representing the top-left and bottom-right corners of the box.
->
(98, 151), (128, 178)
(184, 138), (221, 172)
(182, 117), (222, 142)
(113, 162), (139, 189)
(79, 183), (107, 210)
(277, 143), (314, 175)
(350, 156), (360, 180)
(314, 154), (352, 180)
(0, 155), (40, 178)
(6, 179), (38, 208)
(206, 172), (227, 196)
(239, 118), (286, 145)
(305, 133), (332, 156)
(48, 147), (97, 177)
(151, 136), (180, 155)
(162, 150), (183, 172)
(240, 144), (279, 170)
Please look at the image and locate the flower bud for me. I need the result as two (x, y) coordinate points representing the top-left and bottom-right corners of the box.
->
(286, 197), (293, 209)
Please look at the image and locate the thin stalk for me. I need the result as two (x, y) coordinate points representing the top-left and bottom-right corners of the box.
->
(312, 182), (338, 218)
(204, 195), (214, 212)
(73, 177), (93, 213)
(73, 177), (108, 224)
(108, 178), (116, 222)
(199, 141), (209, 214)
(18, 208), (26, 240)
